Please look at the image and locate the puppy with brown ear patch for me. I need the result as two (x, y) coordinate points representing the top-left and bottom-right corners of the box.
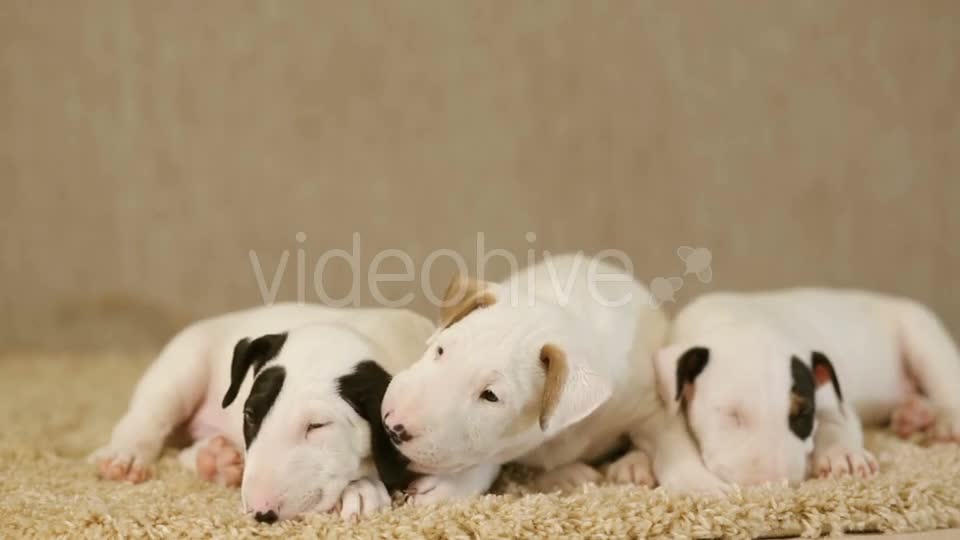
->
(381, 253), (670, 504)
(651, 288), (960, 489)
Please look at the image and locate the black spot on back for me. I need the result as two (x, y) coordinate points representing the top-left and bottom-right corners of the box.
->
(243, 366), (286, 449)
(789, 356), (816, 440)
(337, 360), (418, 492)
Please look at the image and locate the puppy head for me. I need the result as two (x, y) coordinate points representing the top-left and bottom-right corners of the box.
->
(654, 330), (843, 486)
(380, 274), (612, 473)
(222, 324), (402, 522)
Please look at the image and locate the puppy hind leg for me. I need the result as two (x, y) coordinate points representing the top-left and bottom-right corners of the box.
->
(179, 435), (244, 487)
(533, 461), (602, 493)
(92, 325), (212, 483)
(896, 301), (960, 442)
(890, 391), (936, 439)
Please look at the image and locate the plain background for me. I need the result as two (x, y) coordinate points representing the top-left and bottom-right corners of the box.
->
(2, 1), (958, 351)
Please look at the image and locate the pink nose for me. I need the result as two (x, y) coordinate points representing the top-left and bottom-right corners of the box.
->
(382, 410), (416, 444)
(244, 484), (283, 520)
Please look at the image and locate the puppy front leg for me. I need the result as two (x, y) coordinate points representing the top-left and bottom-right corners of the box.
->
(630, 410), (728, 493)
(405, 462), (501, 506)
(812, 400), (878, 479)
(336, 477), (391, 521)
(91, 326), (210, 483)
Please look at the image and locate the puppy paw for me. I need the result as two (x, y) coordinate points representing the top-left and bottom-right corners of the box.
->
(195, 435), (244, 487)
(929, 407), (960, 443)
(605, 450), (656, 487)
(658, 468), (730, 494)
(404, 474), (461, 506)
(534, 462), (602, 493)
(891, 395), (936, 438)
(90, 445), (152, 483)
(813, 447), (879, 479)
(335, 478), (390, 521)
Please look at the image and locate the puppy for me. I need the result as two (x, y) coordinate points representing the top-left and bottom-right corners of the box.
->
(91, 304), (432, 521)
(653, 288), (960, 487)
(381, 253), (670, 504)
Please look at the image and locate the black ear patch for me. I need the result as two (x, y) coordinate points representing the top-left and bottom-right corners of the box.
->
(811, 351), (843, 402)
(789, 356), (816, 440)
(222, 333), (288, 408)
(675, 347), (710, 402)
(242, 365), (286, 449)
(337, 360), (418, 492)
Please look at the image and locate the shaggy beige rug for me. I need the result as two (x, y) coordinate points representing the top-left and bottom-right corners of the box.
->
(2, 352), (959, 539)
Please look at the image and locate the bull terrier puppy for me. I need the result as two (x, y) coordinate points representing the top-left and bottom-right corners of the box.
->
(91, 304), (433, 521)
(380, 253), (671, 504)
(652, 288), (960, 488)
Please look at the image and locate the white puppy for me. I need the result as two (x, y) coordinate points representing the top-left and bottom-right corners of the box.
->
(654, 288), (960, 487)
(380, 254), (670, 503)
(92, 304), (433, 522)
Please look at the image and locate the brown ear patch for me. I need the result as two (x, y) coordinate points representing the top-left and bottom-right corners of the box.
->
(539, 343), (569, 431)
(811, 351), (844, 402)
(439, 274), (497, 328)
(812, 363), (832, 386)
(789, 393), (810, 417)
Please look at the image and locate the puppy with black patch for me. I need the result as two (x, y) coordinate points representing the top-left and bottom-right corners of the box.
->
(651, 288), (960, 488)
(91, 304), (431, 522)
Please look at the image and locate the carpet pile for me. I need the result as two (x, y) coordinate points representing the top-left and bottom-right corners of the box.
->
(2, 352), (959, 538)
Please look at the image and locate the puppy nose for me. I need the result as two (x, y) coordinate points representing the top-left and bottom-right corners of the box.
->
(386, 422), (415, 444)
(254, 510), (278, 524)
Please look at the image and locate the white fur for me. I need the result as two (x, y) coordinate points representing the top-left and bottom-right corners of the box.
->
(91, 303), (434, 521)
(653, 288), (960, 488)
(381, 254), (669, 503)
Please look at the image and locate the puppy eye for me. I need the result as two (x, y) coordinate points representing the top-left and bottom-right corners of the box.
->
(437, 346), (444, 356)
(480, 390), (499, 403)
(243, 409), (253, 422)
(306, 422), (330, 434)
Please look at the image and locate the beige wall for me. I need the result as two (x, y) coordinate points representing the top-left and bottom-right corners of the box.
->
(2, 1), (958, 351)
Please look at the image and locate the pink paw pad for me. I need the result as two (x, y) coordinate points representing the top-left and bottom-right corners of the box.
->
(96, 456), (151, 483)
(890, 396), (936, 438)
(196, 435), (244, 487)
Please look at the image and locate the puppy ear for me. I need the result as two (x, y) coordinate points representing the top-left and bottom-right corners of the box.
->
(221, 333), (288, 408)
(337, 360), (417, 493)
(439, 274), (497, 328)
(811, 351), (843, 402)
(654, 345), (709, 414)
(538, 343), (612, 434)
(336, 359), (392, 422)
(789, 356), (816, 438)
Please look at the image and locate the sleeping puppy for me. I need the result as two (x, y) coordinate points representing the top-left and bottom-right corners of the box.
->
(91, 304), (431, 521)
(381, 254), (670, 504)
(654, 288), (960, 487)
